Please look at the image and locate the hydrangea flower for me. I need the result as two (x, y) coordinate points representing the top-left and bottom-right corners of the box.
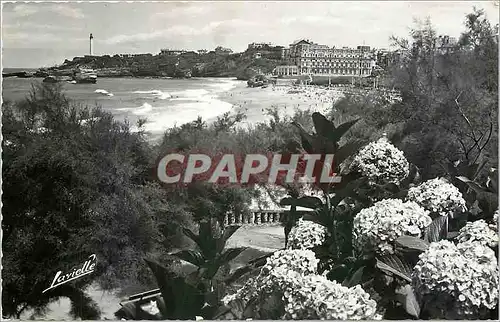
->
(222, 249), (319, 304)
(283, 273), (380, 320)
(353, 199), (432, 254)
(406, 177), (467, 217)
(263, 249), (319, 275)
(412, 240), (499, 319)
(287, 218), (327, 250)
(456, 219), (498, 248)
(223, 249), (380, 320)
(350, 137), (409, 185)
(493, 209), (499, 229)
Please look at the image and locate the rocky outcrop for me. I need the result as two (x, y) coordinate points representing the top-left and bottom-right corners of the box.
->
(43, 49), (282, 80)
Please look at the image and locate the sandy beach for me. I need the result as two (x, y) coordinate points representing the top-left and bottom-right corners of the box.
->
(218, 82), (345, 127)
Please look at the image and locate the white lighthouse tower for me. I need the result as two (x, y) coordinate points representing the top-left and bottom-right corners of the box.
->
(89, 33), (94, 56)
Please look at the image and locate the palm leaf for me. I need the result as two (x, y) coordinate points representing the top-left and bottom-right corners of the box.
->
(312, 112), (336, 137)
(170, 249), (205, 267)
(331, 118), (360, 143)
(334, 140), (366, 168)
(218, 247), (247, 264)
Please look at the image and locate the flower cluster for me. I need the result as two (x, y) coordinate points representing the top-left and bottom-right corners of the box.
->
(222, 249), (319, 304)
(412, 240), (499, 319)
(456, 219), (498, 248)
(353, 199), (432, 254)
(263, 249), (319, 275)
(223, 249), (380, 320)
(406, 178), (467, 217)
(283, 273), (380, 320)
(493, 209), (499, 229)
(350, 137), (409, 185)
(287, 218), (327, 250)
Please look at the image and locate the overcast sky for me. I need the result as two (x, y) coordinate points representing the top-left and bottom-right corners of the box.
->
(2, 1), (499, 68)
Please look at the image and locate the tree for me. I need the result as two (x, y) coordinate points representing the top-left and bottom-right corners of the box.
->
(387, 10), (498, 180)
(2, 84), (188, 319)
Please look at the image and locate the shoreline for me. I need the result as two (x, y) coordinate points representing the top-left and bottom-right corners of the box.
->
(217, 82), (345, 128)
(3, 76), (345, 142)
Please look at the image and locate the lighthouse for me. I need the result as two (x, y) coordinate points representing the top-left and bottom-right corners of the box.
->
(89, 33), (94, 56)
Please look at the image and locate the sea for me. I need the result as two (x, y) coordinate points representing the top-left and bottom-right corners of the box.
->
(2, 74), (243, 141)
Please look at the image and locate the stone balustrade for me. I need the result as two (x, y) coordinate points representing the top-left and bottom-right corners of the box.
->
(224, 210), (286, 226)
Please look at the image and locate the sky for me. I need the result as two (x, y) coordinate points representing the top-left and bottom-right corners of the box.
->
(2, 1), (499, 68)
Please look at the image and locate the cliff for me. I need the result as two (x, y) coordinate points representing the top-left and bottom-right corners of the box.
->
(47, 47), (283, 80)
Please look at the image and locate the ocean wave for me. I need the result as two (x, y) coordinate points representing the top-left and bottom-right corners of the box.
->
(133, 90), (170, 100)
(207, 79), (240, 93)
(169, 89), (210, 98)
(95, 89), (114, 97)
(142, 99), (233, 133)
(133, 102), (154, 116)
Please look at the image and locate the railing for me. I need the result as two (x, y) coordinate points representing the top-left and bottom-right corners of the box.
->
(224, 210), (285, 226)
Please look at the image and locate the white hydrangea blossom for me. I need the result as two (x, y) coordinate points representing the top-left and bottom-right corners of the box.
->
(353, 199), (432, 254)
(350, 137), (409, 185)
(223, 249), (379, 320)
(287, 218), (327, 250)
(406, 177), (467, 217)
(456, 219), (498, 248)
(222, 249), (319, 304)
(493, 209), (499, 229)
(412, 240), (499, 319)
(283, 273), (380, 320)
(263, 249), (319, 275)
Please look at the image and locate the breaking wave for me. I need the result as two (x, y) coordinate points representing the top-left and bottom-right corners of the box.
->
(133, 90), (171, 100)
(95, 89), (114, 97)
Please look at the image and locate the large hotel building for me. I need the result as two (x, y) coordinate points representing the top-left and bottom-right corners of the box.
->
(276, 39), (376, 77)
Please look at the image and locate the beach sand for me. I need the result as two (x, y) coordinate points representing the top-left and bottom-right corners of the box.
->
(218, 82), (345, 126)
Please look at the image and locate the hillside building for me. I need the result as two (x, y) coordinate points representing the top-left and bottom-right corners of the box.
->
(281, 39), (376, 77)
(273, 65), (299, 77)
(160, 49), (188, 56)
(248, 42), (273, 50)
(214, 46), (233, 55)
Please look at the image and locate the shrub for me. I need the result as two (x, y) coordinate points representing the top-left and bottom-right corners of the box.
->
(412, 240), (499, 319)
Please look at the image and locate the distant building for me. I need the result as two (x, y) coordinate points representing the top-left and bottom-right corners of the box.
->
(117, 53), (153, 58)
(247, 42), (272, 50)
(197, 49), (208, 54)
(436, 35), (458, 53)
(214, 46), (233, 55)
(375, 48), (391, 69)
(281, 48), (290, 60)
(273, 65), (299, 77)
(160, 49), (187, 56)
(283, 39), (376, 76)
